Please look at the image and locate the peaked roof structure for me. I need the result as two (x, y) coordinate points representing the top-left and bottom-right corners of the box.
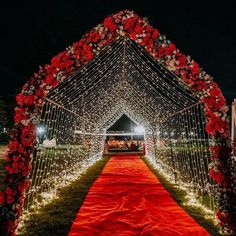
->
(46, 36), (199, 132)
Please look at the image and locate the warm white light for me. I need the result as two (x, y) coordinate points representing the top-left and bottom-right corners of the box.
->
(36, 125), (45, 135)
(134, 125), (145, 134)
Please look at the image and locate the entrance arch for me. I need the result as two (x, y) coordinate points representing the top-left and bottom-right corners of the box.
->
(1, 10), (234, 234)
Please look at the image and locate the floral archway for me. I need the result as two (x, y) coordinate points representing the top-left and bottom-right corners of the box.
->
(0, 10), (234, 234)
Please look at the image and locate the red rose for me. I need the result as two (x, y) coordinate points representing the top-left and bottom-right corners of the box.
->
(146, 40), (154, 52)
(14, 107), (28, 123)
(45, 64), (57, 75)
(209, 168), (216, 178)
(191, 80), (209, 91)
(152, 49), (159, 59)
(18, 179), (30, 192)
(215, 172), (225, 184)
(16, 94), (24, 106)
(165, 43), (176, 55)
(20, 125), (35, 147)
(103, 16), (116, 32)
(6, 195), (14, 204)
(18, 146), (27, 155)
(60, 60), (73, 69)
(8, 140), (27, 155)
(18, 161), (26, 171)
(201, 95), (226, 112)
(183, 71), (197, 86)
(134, 23), (143, 34)
(25, 95), (35, 106)
(129, 32), (137, 41)
(210, 168), (225, 185)
(51, 78), (59, 88)
(87, 31), (101, 43)
(143, 33), (151, 43)
(6, 187), (16, 196)
(205, 117), (228, 136)
(157, 46), (167, 57)
(45, 74), (54, 85)
(16, 94), (35, 106)
(152, 29), (159, 39)
(123, 16), (137, 31)
(74, 47), (81, 60)
(82, 44), (93, 61)
(0, 192), (5, 204)
(5, 163), (14, 174)
(13, 155), (20, 162)
(145, 25), (152, 33)
(209, 82), (222, 97)
(8, 140), (19, 151)
(176, 53), (187, 67)
(51, 51), (69, 67)
(191, 62), (200, 74)
(12, 162), (19, 173)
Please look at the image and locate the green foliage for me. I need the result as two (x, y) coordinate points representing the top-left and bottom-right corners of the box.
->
(17, 156), (110, 236)
(141, 156), (222, 236)
(0, 133), (9, 145)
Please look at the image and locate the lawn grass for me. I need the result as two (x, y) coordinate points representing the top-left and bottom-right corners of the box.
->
(17, 156), (110, 236)
(141, 156), (221, 236)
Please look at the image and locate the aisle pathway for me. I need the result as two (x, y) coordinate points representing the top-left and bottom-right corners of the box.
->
(68, 155), (210, 236)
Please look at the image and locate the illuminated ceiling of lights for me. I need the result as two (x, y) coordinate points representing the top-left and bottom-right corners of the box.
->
(46, 36), (199, 131)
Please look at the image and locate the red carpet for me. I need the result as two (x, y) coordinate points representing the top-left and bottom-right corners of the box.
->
(68, 155), (210, 236)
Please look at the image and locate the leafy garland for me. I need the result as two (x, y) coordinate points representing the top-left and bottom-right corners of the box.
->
(0, 10), (234, 235)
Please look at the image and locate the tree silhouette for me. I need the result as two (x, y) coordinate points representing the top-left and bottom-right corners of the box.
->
(0, 97), (8, 132)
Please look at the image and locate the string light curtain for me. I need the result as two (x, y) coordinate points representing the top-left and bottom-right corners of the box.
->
(22, 36), (216, 214)
(23, 99), (104, 212)
(156, 103), (216, 210)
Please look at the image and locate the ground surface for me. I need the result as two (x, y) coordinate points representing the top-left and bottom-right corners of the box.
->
(17, 154), (220, 236)
(0, 145), (7, 159)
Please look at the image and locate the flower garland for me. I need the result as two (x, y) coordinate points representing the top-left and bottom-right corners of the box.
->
(0, 10), (234, 234)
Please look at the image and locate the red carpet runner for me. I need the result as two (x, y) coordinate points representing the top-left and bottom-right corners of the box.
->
(68, 155), (210, 236)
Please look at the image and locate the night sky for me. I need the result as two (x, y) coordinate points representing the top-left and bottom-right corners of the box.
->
(108, 114), (137, 131)
(0, 1), (235, 106)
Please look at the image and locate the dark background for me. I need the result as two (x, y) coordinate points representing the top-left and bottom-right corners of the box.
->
(0, 1), (235, 117)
